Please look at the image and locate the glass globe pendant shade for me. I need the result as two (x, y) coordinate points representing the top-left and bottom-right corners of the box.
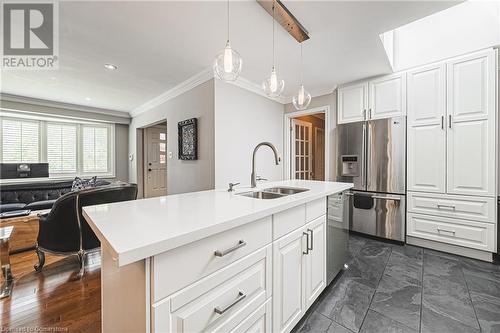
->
(213, 41), (243, 82)
(262, 67), (285, 97)
(292, 84), (312, 110)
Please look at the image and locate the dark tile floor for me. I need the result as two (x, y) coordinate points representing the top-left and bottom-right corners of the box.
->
(292, 234), (500, 333)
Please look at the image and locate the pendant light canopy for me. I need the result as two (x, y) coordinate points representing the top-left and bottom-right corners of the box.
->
(262, 2), (284, 97)
(213, 0), (242, 82)
(292, 43), (311, 110)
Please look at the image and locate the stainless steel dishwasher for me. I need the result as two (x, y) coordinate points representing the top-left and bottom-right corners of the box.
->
(327, 191), (349, 285)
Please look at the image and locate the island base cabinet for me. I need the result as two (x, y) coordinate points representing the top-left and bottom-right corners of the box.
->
(152, 246), (272, 333)
(305, 216), (327, 308)
(273, 215), (327, 333)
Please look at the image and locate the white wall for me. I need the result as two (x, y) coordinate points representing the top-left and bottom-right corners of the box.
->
(284, 91), (338, 181)
(390, 1), (500, 71)
(129, 80), (215, 195)
(214, 80), (284, 189)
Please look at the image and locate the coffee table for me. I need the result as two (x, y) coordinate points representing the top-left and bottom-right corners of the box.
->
(0, 210), (49, 254)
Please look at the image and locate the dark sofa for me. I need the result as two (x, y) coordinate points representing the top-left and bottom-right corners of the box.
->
(0, 179), (110, 213)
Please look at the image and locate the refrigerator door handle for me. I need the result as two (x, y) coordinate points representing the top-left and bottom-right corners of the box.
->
(372, 195), (401, 202)
(361, 123), (366, 188)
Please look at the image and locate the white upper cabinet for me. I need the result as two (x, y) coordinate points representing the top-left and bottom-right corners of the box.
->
(446, 49), (496, 197)
(337, 82), (367, 124)
(407, 64), (446, 193)
(337, 73), (406, 124)
(369, 73), (407, 120)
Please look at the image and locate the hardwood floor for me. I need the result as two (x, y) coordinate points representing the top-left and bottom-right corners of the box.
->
(1, 251), (101, 332)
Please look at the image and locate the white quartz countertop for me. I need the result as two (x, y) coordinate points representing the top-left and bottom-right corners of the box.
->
(83, 180), (353, 267)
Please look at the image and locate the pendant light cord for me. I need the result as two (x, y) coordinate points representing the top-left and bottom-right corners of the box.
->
(300, 43), (303, 84)
(227, 0), (230, 42)
(272, 2), (275, 69)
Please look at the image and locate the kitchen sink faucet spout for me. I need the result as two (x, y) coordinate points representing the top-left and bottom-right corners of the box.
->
(251, 142), (280, 188)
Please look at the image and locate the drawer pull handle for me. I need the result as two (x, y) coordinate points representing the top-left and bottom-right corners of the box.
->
(307, 228), (313, 251)
(437, 204), (456, 210)
(437, 228), (456, 235)
(214, 240), (246, 257)
(303, 232), (310, 255)
(214, 291), (246, 314)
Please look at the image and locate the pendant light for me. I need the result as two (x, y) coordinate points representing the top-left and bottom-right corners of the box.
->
(213, 0), (242, 82)
(262, 2), (285, 97)
(292, 43), (311, 110)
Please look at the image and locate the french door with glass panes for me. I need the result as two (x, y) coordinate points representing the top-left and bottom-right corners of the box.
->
(292, 119), (312, 180)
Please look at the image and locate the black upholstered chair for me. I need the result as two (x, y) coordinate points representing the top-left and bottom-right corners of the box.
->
(34, 184), (138, 277)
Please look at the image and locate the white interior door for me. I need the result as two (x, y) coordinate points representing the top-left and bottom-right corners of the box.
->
(292, 119), (312, 180)
(144, 125), (167, 198)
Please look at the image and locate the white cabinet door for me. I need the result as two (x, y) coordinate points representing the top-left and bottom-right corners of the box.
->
(272, 227), (306, 333)
(407, 64), (446, 193)
(337, 82), (367, 124)
(446, 49), (496, 197)
(304, 216), (326, 309)
(368, 73), (406, 120)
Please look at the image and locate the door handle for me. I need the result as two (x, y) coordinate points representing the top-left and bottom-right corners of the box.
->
(307, 228), (313, 251)
(303, 232), (310, 255)
(372, 195), (401, 202)
(448, 115), (452, 128)
(441, 116), (444, 130)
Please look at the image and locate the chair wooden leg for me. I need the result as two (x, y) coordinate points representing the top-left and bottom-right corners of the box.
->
(34, 247), (45, 272)
(77, 250), (85, 279)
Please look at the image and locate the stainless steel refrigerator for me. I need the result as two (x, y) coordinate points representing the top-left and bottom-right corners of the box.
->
(336, 117), (406, 242)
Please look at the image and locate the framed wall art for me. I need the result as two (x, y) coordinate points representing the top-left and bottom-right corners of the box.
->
(178, 118), (198, 160)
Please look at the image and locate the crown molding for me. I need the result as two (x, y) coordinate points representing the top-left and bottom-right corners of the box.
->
(130, 68), (214, 118)
(130, 67), (291, 118)
(0, 93), (130, 119)
(225, 76), (289, 105)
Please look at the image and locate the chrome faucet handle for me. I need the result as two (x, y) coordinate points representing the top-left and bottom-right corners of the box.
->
(256, 176), (268, 181)
(227, 182), (241, 192)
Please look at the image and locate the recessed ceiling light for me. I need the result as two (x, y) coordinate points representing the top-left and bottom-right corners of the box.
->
(104, 63), (117, 70)
(85, 97), (92, 101)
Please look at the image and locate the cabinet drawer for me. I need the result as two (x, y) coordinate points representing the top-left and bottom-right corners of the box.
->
(152, 246), (272, 333)
(273, 204), (305, 240)
(306, 198), (326, 222)
(407, 213), (495, 252)
(215, 299), (272, 333)
(408, 192), (495, 223)
(153, 217), (272, 301)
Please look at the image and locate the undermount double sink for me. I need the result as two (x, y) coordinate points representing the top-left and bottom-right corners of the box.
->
(237, 187), (309, 199)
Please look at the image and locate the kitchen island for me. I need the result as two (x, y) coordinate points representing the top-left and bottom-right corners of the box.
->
(83, 180), (353, 333)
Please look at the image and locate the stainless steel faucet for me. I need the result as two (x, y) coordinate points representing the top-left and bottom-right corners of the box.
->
(251, 142), (280, 188)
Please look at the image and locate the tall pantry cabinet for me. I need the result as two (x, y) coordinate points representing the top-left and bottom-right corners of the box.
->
(406, 48), (497, 257)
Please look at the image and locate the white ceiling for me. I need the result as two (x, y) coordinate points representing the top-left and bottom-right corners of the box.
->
(0, 1), (459, 114)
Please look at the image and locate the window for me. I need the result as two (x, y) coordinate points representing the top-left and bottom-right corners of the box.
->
(82, 126), (109, 173)
(0, 116), (114, 179)
(47, 123), (77, 174)
(1, 119), (40, 163)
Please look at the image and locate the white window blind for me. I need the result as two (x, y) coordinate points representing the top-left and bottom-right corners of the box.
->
(1, 119), (39, 163)
(82, 126), (109, 173)
(47, 123), (77, 174)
